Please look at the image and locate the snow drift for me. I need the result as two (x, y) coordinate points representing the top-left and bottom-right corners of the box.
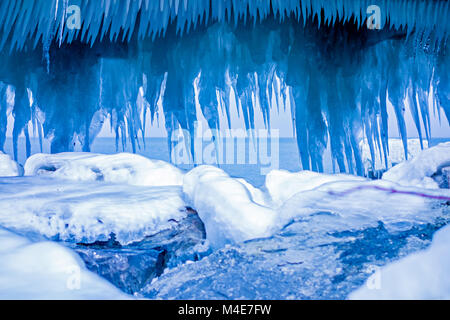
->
(24, 152), (184, 186)
(265, 170), (366, 208)
(0, 151), (21, 177)
(382, 142), (450, 189)
(0, 228), (130, 299)
(0, 176), (186, 244)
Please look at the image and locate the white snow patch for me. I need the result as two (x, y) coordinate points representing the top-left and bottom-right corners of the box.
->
(0, 228), (130, 299)
(382, 142), (450, 189)
(0, 176), (186, 244)
(350, 224), (450, 299)
(183, 166), (277, 248)
(278, 178), (437, 233)
(24, 152), (184, 186)
(0, 151), (22, 177)
(265, 170), (366, 207)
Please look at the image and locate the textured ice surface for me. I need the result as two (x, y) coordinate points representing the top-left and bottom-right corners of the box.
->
(265, 170), (366, 208)
(350, 223), (450, 299)
(0, 228), (130, 300)
(1, 2), (448, 174)
(360, 138), (429, 174)
(183, 166), (277, 248)
(142, 148), (450, 299)
(142, 202), (450, 299)
(1, 0), (448, 51)
(1, 144), (450, 299)
(383, 142), (450, 189)
(0, 151), (21, 177)
(25, 152), (184, 186)
(69, 208), (208, 295)
(0, 176), (186, 244)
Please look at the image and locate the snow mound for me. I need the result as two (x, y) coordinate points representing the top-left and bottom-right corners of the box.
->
(0, 152), (22, 177)
(382, 142), (450, 189)
(0, 228), (130, 299)
(24, 152), (184, 186)
(265, 170), (366, 207)
(350, 224), (450, 300)
(183, 166), (277, 248)
(0, 176), (186, 244)
(278, 178), (441, 233)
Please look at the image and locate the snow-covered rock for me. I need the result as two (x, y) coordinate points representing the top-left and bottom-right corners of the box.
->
(0, 176), (186, 244)
(24, 152), (184, 186)
(183, 166), (277, 248)
(350, 224), (450, 300)
(142, 179), (447, 300)
(0, 228), (130, 299)
(0, 151), (22, 177)
(382, 142), (450, 189)
(278, 178), (439, 233)
(265, 170), (366, 207)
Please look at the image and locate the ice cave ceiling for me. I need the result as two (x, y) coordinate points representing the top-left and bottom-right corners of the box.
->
(0, 0), (449, 174)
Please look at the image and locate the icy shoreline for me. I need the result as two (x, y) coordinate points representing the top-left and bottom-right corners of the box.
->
(0, 143), (449, 299)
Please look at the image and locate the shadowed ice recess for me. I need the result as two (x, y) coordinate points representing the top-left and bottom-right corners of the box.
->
(0, 0), (449, 299)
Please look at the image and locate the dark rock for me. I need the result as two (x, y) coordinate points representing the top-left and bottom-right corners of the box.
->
(66, 207), (208, 295)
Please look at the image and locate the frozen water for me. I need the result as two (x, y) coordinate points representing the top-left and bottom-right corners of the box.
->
(265, 170), (366, 208)
(1, 2), (448, 174)
(141, 145), (450, 299)
(360, 138), (429, 175)
(383, 142), (450, 189)
(0, 228), (130, 299)
(69, 208), (208, 295)
(142, 201), (450, 299)
(183, 166), (277, 249)
(0, 176), (186, 244)
(0, 151), (21, 177)
(350, 223), (450, 299)
(0, 144), (450, 298)
(0, 1), (448, 51)
(24, 152), (184, 186)
(0, 0), (449, 297)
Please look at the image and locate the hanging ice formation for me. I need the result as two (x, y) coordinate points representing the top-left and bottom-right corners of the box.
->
(0, 0), (448, 174)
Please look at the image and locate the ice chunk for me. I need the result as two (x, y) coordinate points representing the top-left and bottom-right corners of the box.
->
(360, 138), (429, 173)
(142, 202), (449, 300)
(382, 142), (450, 189)
(24, 152), (184, 186)
(279, 179), (440, 233)
(69, 208), (207, 295)
(265, 170), (366, 208)
(0, 151), (22, 177)
(350, 224), (450, 300)
(0, 176), (186, 244)
(0, 228), (130, 300)
(183, 166), (277, 248)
